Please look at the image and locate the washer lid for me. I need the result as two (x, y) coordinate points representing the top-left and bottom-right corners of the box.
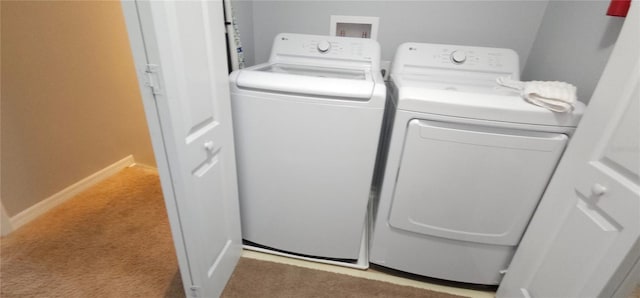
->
(394, 74), (586, 128)
(236, 63), (375, 100)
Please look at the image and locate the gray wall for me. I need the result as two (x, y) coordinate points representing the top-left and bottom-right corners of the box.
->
(250, 0), (550, 69)
(522, 1), (624, 104)
(232, 0), (255, 67)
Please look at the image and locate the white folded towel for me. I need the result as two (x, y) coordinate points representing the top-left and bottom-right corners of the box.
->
(496, 77), (577, 113)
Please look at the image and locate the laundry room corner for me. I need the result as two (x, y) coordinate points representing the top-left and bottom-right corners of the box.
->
(522, 0), (625, 104)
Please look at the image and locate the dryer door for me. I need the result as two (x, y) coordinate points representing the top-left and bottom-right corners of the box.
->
(388, 119), (568, 246)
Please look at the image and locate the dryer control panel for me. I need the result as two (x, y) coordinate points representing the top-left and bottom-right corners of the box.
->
(391, 43), (520, 81)
(269, 33), (381, 71)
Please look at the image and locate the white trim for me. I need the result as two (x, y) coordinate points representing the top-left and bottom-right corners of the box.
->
(1, 203), (12, 236)
(243, 245), (368, 270)
(129, 163), (158, 171)
(8, 155), (135, 232)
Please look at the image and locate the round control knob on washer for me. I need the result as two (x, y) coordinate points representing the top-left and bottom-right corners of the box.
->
(317, 40), (331, 53)
(451, 50), (467, 64)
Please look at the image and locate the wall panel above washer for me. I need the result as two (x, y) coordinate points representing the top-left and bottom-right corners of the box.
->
(251, 0), (549, 69)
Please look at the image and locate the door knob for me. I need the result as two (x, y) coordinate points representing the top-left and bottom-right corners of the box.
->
(204, 141), (214, 151)
(591, 183), (607, 197)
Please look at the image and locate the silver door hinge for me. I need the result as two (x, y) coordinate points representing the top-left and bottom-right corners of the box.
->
(189, 285), (201, 297)
(145, 64), (161, 95)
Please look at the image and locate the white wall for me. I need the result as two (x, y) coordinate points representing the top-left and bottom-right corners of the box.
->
(232, 0), (255, 67)
(250, 0), (549, 68)
(522, 1), (624, 104)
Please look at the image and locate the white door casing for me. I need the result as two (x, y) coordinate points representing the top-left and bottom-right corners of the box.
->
(121, 1), (242, 297)
(1, 203), (13, 236)
(497, 3), (640, 297)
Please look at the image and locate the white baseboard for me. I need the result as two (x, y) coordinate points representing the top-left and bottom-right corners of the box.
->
(1, 204), (12, 237)
(130, 162), (158, 172)
(8, 155), (136, 233)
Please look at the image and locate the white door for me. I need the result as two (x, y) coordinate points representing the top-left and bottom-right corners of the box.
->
(121, 1), (242, 297)
(497, 3), (640, 297)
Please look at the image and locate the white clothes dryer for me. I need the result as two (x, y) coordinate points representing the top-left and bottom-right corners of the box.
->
(229, 33), (386, 268)
(370, 43), (585, 284)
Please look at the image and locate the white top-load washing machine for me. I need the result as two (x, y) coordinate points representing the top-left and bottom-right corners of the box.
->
(370, 43), (585, 285)
(229, 33), (386, 268)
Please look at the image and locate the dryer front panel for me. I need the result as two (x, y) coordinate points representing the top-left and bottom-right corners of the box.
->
(388, 119), (568, 246)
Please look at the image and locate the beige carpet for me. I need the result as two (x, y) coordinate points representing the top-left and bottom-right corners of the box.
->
(1, 167), (182, 297)
(1, 166), (466, 297)
(221, 257), (465, 298)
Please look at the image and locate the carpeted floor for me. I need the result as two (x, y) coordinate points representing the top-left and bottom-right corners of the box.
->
(1, 166), (466, 297)
(1, 167), (181, 297)
(221, 257), (465, 298)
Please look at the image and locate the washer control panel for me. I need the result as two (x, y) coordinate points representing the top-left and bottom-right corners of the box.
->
(299, 39), (364, 57)
(391, 43), (519, 79)
(269, 33), (380, 69)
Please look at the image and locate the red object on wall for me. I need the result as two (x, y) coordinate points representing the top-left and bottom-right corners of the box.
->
(607, 0), (631, 17)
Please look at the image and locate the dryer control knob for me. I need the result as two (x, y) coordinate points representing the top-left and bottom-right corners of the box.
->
(451, 50), (467, 64)
(317, 40), (331, 53)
